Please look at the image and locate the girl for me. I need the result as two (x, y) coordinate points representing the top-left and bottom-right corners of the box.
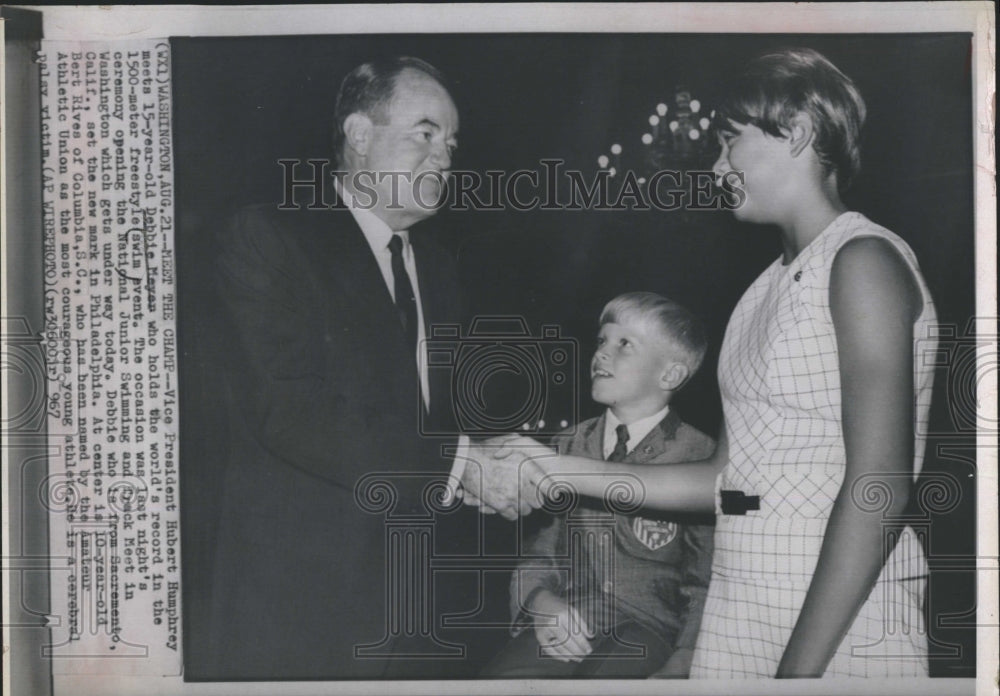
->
(511, 47), (936, 678)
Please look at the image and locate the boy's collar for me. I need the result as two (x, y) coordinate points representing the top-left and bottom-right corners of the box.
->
(603, 405), (675, 455)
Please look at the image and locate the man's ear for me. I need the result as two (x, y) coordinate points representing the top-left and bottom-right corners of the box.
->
(661, 362), (690, 392)
(342, 112), (373, 158)
(787, 111), (814, 158)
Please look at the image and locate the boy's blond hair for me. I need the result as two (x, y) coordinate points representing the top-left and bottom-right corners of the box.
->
(599, 291), (707, 386)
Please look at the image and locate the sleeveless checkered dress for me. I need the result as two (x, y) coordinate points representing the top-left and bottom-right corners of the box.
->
(690, 212), (936, 678)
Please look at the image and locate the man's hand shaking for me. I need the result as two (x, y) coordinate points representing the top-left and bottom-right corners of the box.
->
(458, 435), (555, 520)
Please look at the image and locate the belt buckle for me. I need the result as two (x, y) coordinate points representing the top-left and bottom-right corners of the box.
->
(720, 490), (760, 515)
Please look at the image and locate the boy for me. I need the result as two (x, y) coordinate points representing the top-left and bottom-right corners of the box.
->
(482, 291), (715, 678)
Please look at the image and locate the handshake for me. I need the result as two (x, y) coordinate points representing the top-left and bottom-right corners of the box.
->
(456, 434), (558, 520)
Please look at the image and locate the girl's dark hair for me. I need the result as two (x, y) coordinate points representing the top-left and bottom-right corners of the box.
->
(715, 47), (866, 193)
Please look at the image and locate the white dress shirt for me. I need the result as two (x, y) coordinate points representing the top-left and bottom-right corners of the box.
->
(602, 405), (671, 458)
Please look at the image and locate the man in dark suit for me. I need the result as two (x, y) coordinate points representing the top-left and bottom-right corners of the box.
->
(202, 57), (523, 680)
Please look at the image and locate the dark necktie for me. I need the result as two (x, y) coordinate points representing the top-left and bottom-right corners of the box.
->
(607, 423), (630, 462)
(388, 234), (418, 352)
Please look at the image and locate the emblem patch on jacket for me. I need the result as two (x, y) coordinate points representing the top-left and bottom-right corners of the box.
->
(631, 516), (678, 551)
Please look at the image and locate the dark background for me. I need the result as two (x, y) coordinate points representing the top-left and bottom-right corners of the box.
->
(174, 33), (977, 677)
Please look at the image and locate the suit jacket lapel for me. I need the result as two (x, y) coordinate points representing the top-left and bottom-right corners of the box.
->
(313, 207), (405, 339)
(581, 413), (608, 461)
(626, 410), (682, 465)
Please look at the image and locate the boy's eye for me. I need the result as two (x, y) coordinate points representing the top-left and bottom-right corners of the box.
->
(595, 336), (605, 346)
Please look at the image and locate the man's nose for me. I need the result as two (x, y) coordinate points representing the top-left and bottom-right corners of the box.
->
(430, 142), (451, 170)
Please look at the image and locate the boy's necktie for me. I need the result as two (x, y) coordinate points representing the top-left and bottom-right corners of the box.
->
(607, 424), (630, 462)
(388, 234), (418, 352)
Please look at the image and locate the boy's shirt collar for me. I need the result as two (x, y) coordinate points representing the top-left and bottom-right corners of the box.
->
(602, 405), (670, 459)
